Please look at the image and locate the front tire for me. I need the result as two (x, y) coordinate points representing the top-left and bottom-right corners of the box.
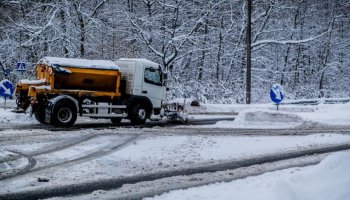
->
(129, 104), (147, 125)
(52, 101), (77, 127)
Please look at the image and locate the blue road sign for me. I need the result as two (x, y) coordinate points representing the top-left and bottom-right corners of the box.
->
(270, 84), (285, 104)
(17, 62), (26, 71)
(0, 79), (14, 98)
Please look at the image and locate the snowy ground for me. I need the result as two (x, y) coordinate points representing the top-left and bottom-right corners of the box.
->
(148, 152), (350, 200)
(192, 103), (350, 129)
(0, 99), (350, 199)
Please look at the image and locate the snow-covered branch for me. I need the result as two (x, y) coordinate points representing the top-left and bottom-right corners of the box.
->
(251, 29), (331, 48)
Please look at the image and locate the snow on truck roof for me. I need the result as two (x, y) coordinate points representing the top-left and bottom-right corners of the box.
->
(38, 57), (120, 70)
(118, 58), (159, 67)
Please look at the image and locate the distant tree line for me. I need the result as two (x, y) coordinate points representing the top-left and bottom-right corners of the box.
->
(0, 0), (349, 103)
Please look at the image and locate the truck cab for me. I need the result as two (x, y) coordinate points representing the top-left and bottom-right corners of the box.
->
(116, 58), (167, 112)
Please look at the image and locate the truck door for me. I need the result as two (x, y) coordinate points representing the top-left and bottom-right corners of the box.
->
(142, 67), (165, 108)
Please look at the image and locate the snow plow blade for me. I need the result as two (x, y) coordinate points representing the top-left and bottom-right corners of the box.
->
(162, 101), (188, 124)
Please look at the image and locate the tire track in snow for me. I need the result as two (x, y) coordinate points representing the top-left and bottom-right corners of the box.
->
(29, 134), (138, 173)
(113, 154), (326, 200)
(0, 150), (36, 180)
(0, 135), (97, 180)
(168, 127), (350, 136)
(0, 135), (138, 180)
(2, 142), (350, 200)
(0, 135), (97, 179)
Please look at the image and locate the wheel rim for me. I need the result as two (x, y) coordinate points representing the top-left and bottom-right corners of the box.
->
(138, 108), (146, 120)
(57, 108), (72, 123)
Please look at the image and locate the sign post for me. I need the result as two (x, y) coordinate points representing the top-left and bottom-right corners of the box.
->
(270, 84), (285, 110)
(0, 79), (14, 110)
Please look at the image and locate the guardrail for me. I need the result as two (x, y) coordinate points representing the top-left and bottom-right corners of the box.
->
(282, 98), (350, 105)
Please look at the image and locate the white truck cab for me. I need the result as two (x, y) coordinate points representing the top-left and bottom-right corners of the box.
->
(116, 58), (167, 109)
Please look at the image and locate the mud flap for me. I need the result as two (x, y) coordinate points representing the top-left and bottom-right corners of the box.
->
(45, 101), (53, 124)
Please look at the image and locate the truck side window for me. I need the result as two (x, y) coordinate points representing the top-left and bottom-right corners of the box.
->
(144, 67), (162, 86)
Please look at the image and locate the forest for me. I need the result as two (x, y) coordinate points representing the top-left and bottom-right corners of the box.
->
(0, 0), (349, 103)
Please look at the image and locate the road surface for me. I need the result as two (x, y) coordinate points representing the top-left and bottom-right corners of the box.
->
(1, 119), (350, 200)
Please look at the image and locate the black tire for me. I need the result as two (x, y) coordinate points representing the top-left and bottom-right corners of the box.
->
(52, 101), (77, 127)
(129, 104), (147, 125)
(34, 107), (47, 124)
(111, 117), (122, 125)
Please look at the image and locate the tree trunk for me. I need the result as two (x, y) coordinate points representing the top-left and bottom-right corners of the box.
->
(246, 0), (252, 104)
(319, 6), (335, 98)
(215, 16), (224, 83)
(198, 18), (208, 81)
(60, 9), (69, 57)
(73, 3), (85, 57)
(78, 16), (85, 57)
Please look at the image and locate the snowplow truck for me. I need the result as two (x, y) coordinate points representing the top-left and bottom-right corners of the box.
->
(15, 57), (167, 127)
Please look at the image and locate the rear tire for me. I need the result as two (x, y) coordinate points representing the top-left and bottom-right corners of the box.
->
(52, 101), (77, 127)
(129, 104), (147, 125)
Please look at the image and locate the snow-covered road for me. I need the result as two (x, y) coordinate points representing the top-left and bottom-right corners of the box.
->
(1, 126), (350, 199)
(1, 102), (350, 199)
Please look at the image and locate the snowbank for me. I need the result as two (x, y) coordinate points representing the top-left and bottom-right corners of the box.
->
(197, 103), (350, 129)
(298, 103), (350, 125)
(148, 152), (350, 200)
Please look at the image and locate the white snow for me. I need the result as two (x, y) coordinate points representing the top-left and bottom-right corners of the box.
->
(0, 157), (29, 176)
(194, 103), (350, 129)
(32, 135), (127, 170)
(0, 109), (36, 125)
(114, 134), (350, 166)
(297, 103), (350, 125)
(0, 149), (17, 160)
(38, 57), (120, 70)
(2, 132), (350, 195)
(19, 79), (46, 85)
(148, 152), (350, 200)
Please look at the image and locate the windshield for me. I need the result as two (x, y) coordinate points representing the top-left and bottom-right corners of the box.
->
(144, 67), (162, 86)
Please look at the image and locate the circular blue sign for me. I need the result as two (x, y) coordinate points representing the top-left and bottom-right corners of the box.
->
(0, 79), (14, 98)
(270, 84), (285, 104)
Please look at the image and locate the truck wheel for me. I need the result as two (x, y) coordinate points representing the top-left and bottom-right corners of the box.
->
(52, 101), (77, 127)
(129, 104), (147, 125)
(111, 117), (122, 125)
(34, 107), (47, 124)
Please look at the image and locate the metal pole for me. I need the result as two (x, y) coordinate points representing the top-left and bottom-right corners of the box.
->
(246, 0), (252, 104)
